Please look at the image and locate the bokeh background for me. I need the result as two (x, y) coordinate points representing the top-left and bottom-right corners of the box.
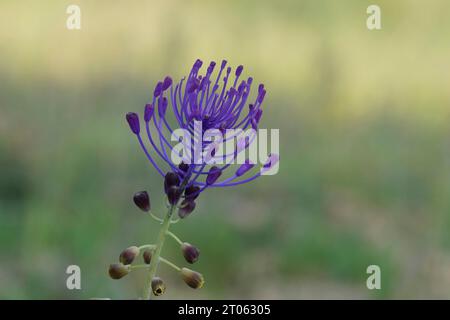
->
(1, 0), (449, 299)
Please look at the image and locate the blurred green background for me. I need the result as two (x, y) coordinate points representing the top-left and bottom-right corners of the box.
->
(1, 0), (449, 299)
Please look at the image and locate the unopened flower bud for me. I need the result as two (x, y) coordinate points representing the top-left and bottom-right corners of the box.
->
(151, 277), (166, 296)
(133, 191), (150, 212)
(178, 162), (189, 173)
(178, 200), (196, 219)
(119, 246), (140, 265)
(143, 249), (152, 264)
(167, 186), (180, 205)
(181, 267), (204, 289)
(108, 263), (129, 279)
(164, 172), (180, 193)
(181, 242), (200, 264)
(184, 185), (200, 201)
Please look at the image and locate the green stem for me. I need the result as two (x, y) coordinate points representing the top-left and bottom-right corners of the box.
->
(141, 166), (192, 299)
(131, 264), (150, 270)
(159, 257), (181, 271)
(138, 244), (156, 250)
(142, 204), (175, 300)
(167, 231), (183, 245)
(149, 212), (163, 223)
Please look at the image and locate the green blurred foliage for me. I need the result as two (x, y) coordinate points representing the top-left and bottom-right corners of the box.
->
(0, 0), (449, 299)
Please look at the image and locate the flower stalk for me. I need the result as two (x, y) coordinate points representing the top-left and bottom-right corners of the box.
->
(111, 59), (276, 299)
(142, 203), (175, 300)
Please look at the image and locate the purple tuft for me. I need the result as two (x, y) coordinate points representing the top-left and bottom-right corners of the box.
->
(129, 59), (271, 192)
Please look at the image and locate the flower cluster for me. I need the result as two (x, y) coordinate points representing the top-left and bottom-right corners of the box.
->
(110, 59), (277, 299)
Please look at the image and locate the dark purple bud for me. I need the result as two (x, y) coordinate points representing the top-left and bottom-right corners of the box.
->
(247, 77), (253, 85)
(206, 166), (222, 185)
(153, 81), (163, 97)
(151, 277), (166, 296)
(133, 191), (150, 212)
(178, 200), (196, 219)
(108, 263), (129, 279)
(181, 242), (200, 264)
(162, 76), (172, 90)
(144, 103), (154, 122)
(119, 246), (140, 265)
(181, 267), (204, 289)
(221, 60), (227, 69)
(236, 161), (255, 177)
(226, 67), (231, 75)
(178, 162), (189, 173)
(167, 186), (180, 205)
(143, 249), (152, 264)
(126, 112), (140, 135)
(164, 172), (180, 193)
(184, 185), (200, 201)
(235, 65), (243, 77)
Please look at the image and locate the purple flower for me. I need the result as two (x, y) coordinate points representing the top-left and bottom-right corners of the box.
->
(126, 59), (277, 201)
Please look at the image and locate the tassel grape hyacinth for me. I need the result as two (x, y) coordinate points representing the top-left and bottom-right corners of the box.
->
(109, 59), (279, 299)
